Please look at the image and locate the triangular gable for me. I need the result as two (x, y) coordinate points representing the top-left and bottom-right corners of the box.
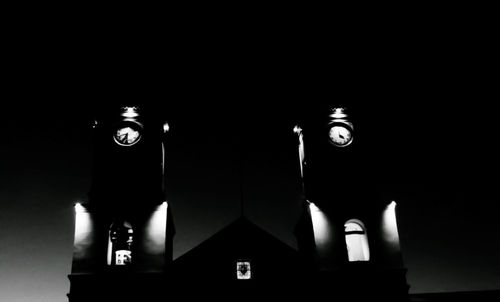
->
(173, 217), (304, 288)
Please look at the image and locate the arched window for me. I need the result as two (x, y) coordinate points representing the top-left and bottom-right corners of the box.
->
(344, 219), (370, 262)
(107, 221), (134, 266)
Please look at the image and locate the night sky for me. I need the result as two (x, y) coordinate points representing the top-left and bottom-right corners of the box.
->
(1, 12), (499, 302)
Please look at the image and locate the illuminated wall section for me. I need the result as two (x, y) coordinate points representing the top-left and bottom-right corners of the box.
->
(140, 201), (169, 271)
(71, 201), (170, 273)
(293, 126), (305, 179)
(72, 203), (96, 273)
(144, 201), (168, 254)
(309, 202), (339, 269)
(73, 203), (93, 258)
(379, 201), (404, 267)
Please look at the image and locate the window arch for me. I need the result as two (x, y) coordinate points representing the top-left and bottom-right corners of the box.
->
(344, 219), (370, 262)
(107, 221), (134, 266)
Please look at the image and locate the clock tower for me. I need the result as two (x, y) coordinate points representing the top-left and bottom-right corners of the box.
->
(294, 105), (409, 301)
(67, 104), (174, 302)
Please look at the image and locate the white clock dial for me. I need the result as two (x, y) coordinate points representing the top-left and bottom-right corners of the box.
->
(114, 122), (142, 146)
(328, 125), (353, 147)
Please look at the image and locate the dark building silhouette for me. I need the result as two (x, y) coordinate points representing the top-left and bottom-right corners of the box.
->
(409, 290), (500, 302)
(172, 217), (304, 299)
(67, 105), (174, 301)
(68, 103), (410, 301)
(293, 105), (409, 301)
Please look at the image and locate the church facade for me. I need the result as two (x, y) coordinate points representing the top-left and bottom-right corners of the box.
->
(67, 104), (409, 301)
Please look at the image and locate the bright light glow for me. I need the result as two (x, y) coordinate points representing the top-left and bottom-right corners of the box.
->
(297, 130), (305, 178)
(163, 122), (170, 133)
(381, 201), (401, 249)
(122, 106), (139, 118)
(309, 203), (334, 259)
(236, 261), (252, 280)
(74, 202), (85, 214)
(162, 142), (166, 176)
(345, 219), (370, 261)
(107, 234), (113, 265)
(293, 125), (302, 134)
(330, 107), (347, 119)
(74, 203), (93, 258)
(144, 202), (168, 254)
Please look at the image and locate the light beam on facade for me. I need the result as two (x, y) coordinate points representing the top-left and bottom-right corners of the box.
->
(381, 201), (401, 251)
(73, 203), (93, 259)
(144, 201), (168, 254)
(309, 202), (334, 258)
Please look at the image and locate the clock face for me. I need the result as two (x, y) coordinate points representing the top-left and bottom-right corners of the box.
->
(114, 122), (142, 146)
(328, 125), (353, 147)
